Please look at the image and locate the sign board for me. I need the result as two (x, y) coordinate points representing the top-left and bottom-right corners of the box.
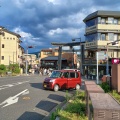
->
(96, 51), (106, 60)
(111, 58), (120, 64)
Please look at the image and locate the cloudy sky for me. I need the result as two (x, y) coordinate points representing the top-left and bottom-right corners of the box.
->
(0, 0), (120, 53)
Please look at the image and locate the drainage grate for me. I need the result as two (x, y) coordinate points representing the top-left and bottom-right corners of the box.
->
(112, 112), (119, 119)
(98, 111), (105, 118)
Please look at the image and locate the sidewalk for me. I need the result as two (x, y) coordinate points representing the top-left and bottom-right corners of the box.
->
(81, 76), (101, 84)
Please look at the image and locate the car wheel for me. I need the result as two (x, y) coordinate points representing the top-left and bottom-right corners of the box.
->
(75, 84), (80, 90)
(54, 84), (59, 92)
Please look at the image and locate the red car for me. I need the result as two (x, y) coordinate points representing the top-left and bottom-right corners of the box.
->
(43, 69), (81, 91)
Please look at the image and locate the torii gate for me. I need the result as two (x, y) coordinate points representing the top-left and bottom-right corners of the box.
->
(51, 41), (85, 74)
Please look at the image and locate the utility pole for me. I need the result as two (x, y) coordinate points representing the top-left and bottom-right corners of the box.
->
(25, 48), (28, 75)
(25, 45), (34, 75)
(106, 44), (109, 75)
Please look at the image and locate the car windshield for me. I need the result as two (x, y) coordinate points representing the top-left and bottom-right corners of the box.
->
(50, 71), (62, 78)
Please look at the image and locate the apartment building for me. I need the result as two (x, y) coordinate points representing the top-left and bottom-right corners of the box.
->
(83, 10), (120, 79)
(0, 26), (24, 65)
(40, 48), (59, 59)
(23, 54), (37, 67)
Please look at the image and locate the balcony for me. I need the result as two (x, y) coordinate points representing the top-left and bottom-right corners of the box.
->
(85, 40), (120, 49)
(86, 24), (120, 34)
(97, 24), (120, 32)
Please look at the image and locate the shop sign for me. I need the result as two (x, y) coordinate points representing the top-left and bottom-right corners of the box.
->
(111, 58), (120, 64)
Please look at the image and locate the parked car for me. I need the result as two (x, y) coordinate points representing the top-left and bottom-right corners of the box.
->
(43, 69), (81, 91)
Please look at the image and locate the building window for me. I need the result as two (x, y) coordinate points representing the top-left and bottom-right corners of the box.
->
(2, 56), (4, 60)
(101, 18), (106, 24)
(2, 44), (4, 48)
(85, 17), (98, 27)
(101, 34), (105, 40)
(85, 33), (98, 42)
(97, 33), (101, 40)
(98, 17), (101, 24)
(43, 52), (52, 55)
(114, 19), (118, 24)
(108, 33), (118, 41)
(108, 17), (114, 24)
(108, 17), (118, 25)
(114, 34), (118, 41)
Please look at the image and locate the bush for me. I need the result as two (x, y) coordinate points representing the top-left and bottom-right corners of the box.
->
(99, 82), (110, 93)
(0, 64), (7, 76)
(0, 64), (6, 71)
(9, 64), (20, 74)
(51, 91), (87, 120)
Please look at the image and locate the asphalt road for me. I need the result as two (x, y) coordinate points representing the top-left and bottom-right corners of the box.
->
(0, 75), (82, 120)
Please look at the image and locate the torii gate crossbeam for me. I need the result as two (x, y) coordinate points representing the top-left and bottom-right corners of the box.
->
(51, 41), (85, 73)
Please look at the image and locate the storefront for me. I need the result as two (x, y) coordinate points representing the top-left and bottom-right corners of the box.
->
(83, 64), (111, 80)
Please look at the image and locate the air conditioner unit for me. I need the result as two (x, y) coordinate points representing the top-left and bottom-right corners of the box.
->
(85, 84), (104, 116)
(88, 93), (120, 120)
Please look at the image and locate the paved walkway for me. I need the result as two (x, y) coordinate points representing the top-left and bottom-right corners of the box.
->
(81, 76), (101, 84)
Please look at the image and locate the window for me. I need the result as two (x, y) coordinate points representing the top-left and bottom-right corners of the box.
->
(108, 33), (114, 41)
(101, 34), (105, 40)
(69, 72), (75, 78)
(2, 56), (4, 60)
(2, 44), (4, 48)
(114, 19), (118, 24)
(43, 51), (52, 55)
(85, 33), (98, 42)
(108, 17), (114, 24)
(114, 34), (118, 41)
(63, 72), (69, 78)
(76, 73), (79, 78)
(98, 17), (101, 24)
(85, 18), (98, 27)
(101, 18), (106, 24)
(108, 17), (118, 24)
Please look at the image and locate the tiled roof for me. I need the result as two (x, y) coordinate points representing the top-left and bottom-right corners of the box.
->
(41, 56), (66, 60)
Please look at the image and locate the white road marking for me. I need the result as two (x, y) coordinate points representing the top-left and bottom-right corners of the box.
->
(0, 81), (29, 91)
(0, 89), (29, 108)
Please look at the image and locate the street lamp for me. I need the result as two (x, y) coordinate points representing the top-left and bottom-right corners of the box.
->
(72, 38), (81, 70)
(26, 46), (34, 75)
(106, 39), (120, 75)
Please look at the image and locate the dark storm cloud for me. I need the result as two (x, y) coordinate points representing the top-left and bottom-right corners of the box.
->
(0, 0), (120, 52)
(93, 0), (120, 7)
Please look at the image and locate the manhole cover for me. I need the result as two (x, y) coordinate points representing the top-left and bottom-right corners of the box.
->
(23, 97), (30, 100)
